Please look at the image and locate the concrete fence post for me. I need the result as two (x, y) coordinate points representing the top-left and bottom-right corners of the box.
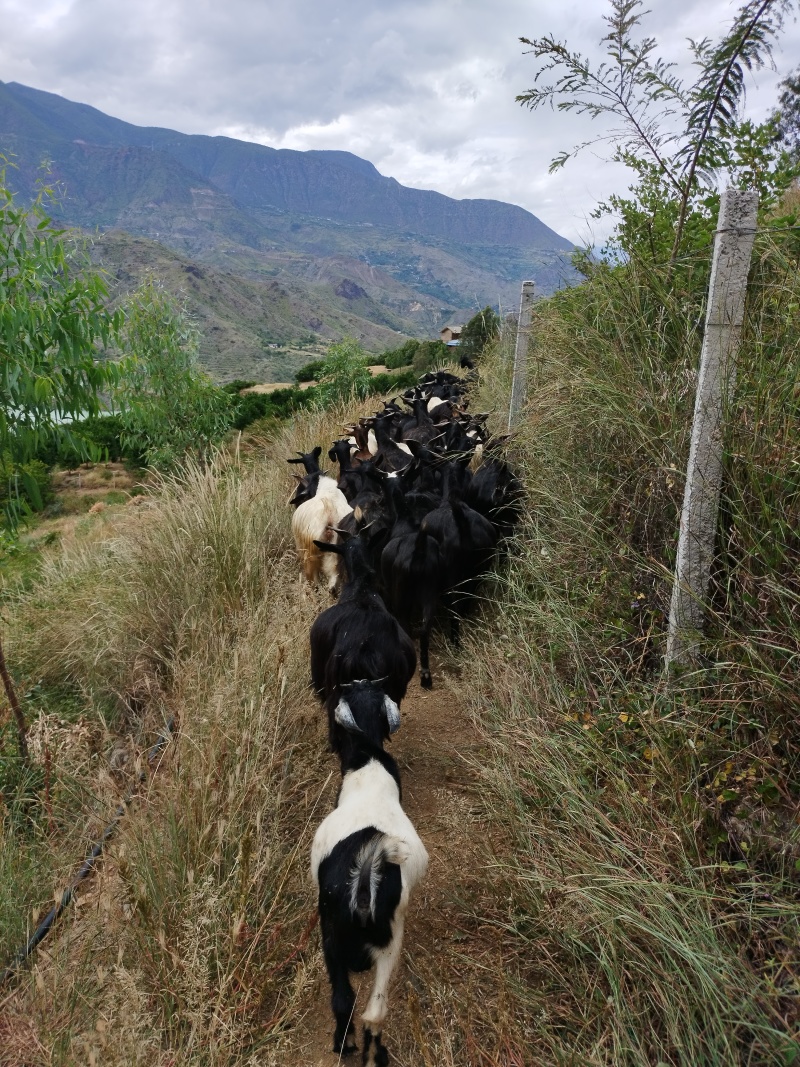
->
(665, 188), (758, 671)
(508, 280), (535, 431)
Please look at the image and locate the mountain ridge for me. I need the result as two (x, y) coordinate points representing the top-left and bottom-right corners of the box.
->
(2, 80), (571, 251)
(0, 81), (579, 379)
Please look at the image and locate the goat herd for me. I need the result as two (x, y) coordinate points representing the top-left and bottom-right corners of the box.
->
(285, 370), (522, 1064)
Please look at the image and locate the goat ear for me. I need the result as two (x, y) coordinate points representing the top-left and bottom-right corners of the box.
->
(383, 695), (401, 734)
(312, 539), (344, 554)
(334, 699), (359, 732)
(286, 457), (304, 465)
(312, 446), (322, 460)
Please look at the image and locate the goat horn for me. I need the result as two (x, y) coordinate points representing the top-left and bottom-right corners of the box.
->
(334, 699), (359, 732)
(383, 695), (401, 734)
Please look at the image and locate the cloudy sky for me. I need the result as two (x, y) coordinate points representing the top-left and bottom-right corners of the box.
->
(1, 0), (797, 243)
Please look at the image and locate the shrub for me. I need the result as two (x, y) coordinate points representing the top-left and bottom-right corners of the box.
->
(412, 339), (448, 373)
(459, 307), (499, 364)
(382, 339), (419, 369)
(231, 385), (320, 431)
(222, 380), (257, 394)
(0, 456), (53, 513)
(368, 369), (417, 394)
(0, 171), (122, 526)
(114, 282), (233, 469)
(315, 338), (371, 405)
(294, 360), (326, 383)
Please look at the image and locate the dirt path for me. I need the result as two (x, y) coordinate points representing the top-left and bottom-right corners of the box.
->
(288, 649), (493, 1066)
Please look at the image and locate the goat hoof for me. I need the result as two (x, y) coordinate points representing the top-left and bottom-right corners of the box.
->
(420, 671), (433, 690)
(362, 1027), (389, 1066)
(334, 1039), (358, 1057)
(334, 1025), (358, 1057)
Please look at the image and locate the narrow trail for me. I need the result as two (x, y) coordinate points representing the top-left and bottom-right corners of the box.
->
(286, 649), (496, 1066)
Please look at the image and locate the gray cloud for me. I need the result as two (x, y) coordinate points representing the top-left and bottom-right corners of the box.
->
(1, 0), (797, 242)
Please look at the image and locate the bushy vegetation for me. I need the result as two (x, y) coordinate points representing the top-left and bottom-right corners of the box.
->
(114, 282), (234, 470)
(0, 178), (237, 519)
(458, 305), (499, 365)
(380, 337), (448, 372)
(0, 169), (122, 524)
(294, 358), (326, 382)
(313, 337), (372, 405)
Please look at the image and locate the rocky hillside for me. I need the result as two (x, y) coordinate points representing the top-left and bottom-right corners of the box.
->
(90, 232), (435, 382)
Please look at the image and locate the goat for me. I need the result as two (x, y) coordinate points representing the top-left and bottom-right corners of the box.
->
(309, 534), (416, 745)
(418, 462), (498, 653)
(466, 455), (524, 540)
(370, 415), (413, 474)
(291, 473), (353, 593)
(311, 680), (428, 1062)
(286, 446), (323, 474)
(380, 478), (443, 689)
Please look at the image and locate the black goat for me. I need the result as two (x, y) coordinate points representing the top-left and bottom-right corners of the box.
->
(380, 479), (443, 689)
(286, 446), (323, 474)
(309, 534), (416, 746)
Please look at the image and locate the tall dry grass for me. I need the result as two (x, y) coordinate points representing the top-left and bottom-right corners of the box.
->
(0, 398), (385, 1065)
(458, 230), (800, 1064)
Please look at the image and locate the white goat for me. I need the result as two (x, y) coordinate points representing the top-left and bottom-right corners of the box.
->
(291, 474), (353, 593)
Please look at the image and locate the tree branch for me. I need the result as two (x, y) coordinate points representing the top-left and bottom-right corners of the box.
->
(670, 0), (776, 261)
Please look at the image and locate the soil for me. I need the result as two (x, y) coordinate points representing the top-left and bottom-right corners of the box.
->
(286, 649), (494, 1066)
(241, 382), (316, 394)
(50, 462), (139, 495)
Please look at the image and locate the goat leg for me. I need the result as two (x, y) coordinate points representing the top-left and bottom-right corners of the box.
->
(362, 1026), (389, 1066)
(326, 955), (358, 1055)
(419, 601), (435, 689)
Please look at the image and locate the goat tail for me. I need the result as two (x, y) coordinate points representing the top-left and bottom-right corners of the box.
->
(349, 834), (410, 926)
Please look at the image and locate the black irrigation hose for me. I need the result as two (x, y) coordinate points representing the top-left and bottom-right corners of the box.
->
(0, 716), (176, 987)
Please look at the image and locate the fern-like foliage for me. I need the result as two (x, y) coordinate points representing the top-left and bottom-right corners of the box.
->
(517, 1), (685, 188)
(517, 0), (798, 261)
(672, 0), (794, 254)
(774, 65), (800, 158)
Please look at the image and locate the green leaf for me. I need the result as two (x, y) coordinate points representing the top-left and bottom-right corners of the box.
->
(20, 469), (43, 510)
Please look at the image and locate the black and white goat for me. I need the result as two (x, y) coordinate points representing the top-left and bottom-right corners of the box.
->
(311, 680), (428, 1062)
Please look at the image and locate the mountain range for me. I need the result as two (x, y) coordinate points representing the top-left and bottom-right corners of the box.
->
(0, 80), (578, 381)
